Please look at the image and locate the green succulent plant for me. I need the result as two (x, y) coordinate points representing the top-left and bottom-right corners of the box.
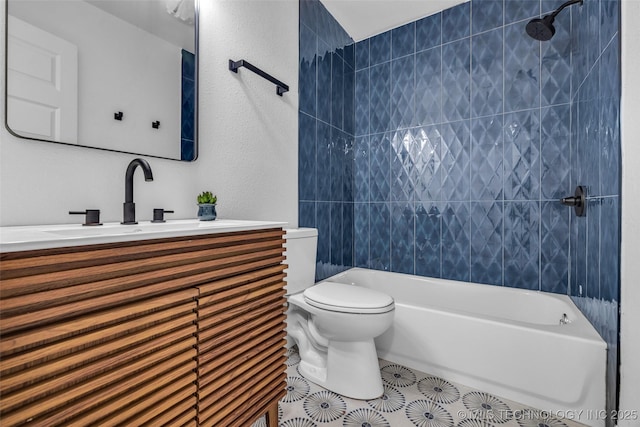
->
(197, 191), (217, 205)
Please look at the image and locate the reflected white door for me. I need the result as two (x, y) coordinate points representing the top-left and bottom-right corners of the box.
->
(7, 15), (78, 143)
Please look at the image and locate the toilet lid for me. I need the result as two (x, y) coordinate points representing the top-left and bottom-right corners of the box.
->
(303, 281), (394, 314)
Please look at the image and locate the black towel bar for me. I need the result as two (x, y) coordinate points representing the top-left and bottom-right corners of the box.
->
(229, 59), (289, 96)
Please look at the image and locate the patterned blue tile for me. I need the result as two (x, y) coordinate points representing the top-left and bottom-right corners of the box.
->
(391, 56), (415, 130)
(299, 113), (317, 201)
(471, 115), (503, 201)
(541, 200), (569, 294)
(181, 77), (195, 141)
(355, 39), (370, 70)
(441, 119), (471, 201)
(504, 21), (540, 113)
(415, 47), (442, 126)
(541, 0), (569, 14)
(299, 25), (317, 116)
(503, 109), (541, 200)
(391, 128), (416, 202)
(472, 0), (503, 34)
(392, 22), (415, 59)
(344, 136), (355, 202)
(570, 101), (581, 190)
(355, 136), (370, 202)
(330, 202), (343, 266)
(180, 138), (194, 161)
(330, 127), (344, 201)
(570, 212), (588, 297)
(343, 203), (354, 267)
(541, 11), (571, 107)
(600, 0), (619, 52)
(344, 43), (355, 69)
(370, 31), (391, 66)
(442, 202), (471, 281)
(571, 0), (599, 101)
(300, 0), (320, 34)
(370, 203), (391, 271)
(316, 202), (331, 264)
(331, 53), (344, 129)
(578, 92), (601, 195)
(471, 201), (503, 286)
(391, 202), (415, 274)
(182, 49), (195, 80)
(586, 197), (601, 298)
(299, 201), (316, 228)
(471, 28), (503, 118)
(599, 96), (620, 198)
(317, 41), (332, 124)
(413, 125), (441, 202)
(344, 69), (355, 135)
(505, 0), (540, 24)
(442, 2), (470, 43)
(370, 132), (391, 202)
(599, 197), (619, 301)
(354, 203), (370, 268)
(370, 62), (391, 134)
(415, 202), (442, 278)
(600, 34), (620, 101)
(442, 39), (471, 122)
(541, 105), (571, 200)
(599, 38), (620, 197)
(504, 201), (540, 290)
(316, 121), (331, 201)
(355, 69), (370, 136)
(416, 12), (441, 52)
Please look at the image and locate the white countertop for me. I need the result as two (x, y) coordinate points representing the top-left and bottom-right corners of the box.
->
(0, 219), (287, 253)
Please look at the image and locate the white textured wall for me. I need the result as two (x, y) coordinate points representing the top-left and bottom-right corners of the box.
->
(619, 0), (640, 420)
(0, 0), (298, 227)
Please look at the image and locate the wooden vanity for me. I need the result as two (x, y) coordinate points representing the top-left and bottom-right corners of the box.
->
(0, 224), (287, 426)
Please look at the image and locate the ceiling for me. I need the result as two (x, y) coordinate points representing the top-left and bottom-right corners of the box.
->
(320, 0), (468, 42)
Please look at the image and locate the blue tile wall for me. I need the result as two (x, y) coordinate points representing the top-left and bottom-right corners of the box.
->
(344, 0), (620, 302)
(299, 0), (620, 320)
(299, 2), (621, 400)
(299, 0), (355, 281)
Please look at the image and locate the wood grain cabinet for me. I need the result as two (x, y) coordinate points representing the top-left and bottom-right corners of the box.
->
(0, 228), (287, 426)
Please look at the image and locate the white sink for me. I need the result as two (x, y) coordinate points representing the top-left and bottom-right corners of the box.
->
(0, 219), (287, 252)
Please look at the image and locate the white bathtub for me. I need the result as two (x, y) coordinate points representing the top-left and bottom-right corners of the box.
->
(327, 268), (607, 427)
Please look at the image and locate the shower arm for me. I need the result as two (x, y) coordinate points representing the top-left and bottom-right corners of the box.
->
(548, 0), (583, 19)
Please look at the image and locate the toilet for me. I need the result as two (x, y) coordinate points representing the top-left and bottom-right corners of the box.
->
(284, 228), (395, 400)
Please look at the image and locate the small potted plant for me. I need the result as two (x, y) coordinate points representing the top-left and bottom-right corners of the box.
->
(197, 191), (217, 221)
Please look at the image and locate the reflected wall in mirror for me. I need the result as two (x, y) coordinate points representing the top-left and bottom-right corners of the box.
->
(5, 0), (198, 161)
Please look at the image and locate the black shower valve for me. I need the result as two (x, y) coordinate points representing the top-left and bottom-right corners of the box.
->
(560, 186), (586, 217)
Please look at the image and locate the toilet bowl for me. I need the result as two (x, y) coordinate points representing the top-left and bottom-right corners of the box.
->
(284, 228), (395, 400)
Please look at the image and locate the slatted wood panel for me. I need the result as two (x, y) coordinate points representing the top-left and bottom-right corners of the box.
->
(196, 253), (288, 426)
(0, 228), (287, 427)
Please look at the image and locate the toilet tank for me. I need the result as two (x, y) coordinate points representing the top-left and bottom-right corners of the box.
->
(284, 228), (318, 294)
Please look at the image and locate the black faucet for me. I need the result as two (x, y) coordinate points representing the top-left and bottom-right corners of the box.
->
(122, 158), (154, 224)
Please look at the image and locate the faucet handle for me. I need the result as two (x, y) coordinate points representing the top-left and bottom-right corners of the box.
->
(151, 209), (174, 223)
(69, 209), (102, 226)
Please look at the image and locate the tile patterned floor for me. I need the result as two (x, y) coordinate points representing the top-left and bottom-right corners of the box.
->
(252, 347), (588, 427)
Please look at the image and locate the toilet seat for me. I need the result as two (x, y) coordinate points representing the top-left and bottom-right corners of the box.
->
(303, 281), (394, 314)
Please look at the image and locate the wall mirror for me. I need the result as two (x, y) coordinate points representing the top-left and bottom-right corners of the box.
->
(5, 0), (198, 161)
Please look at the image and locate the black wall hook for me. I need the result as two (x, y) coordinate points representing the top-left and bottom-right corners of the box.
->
(114, 111), (123, 121)
(152, 121), (160, 129)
